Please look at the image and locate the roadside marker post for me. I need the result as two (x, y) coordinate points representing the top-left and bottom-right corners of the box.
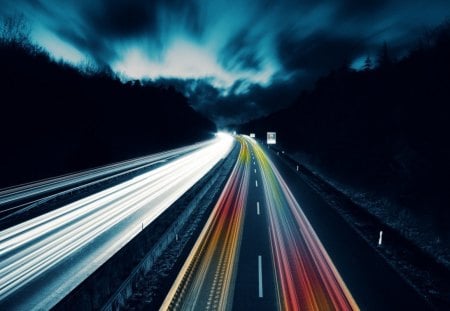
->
(378, 230), (383, 246)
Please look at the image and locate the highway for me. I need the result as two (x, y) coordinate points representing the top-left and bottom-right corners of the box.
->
(161, 136), (358, 310)
(0, 133), (431, 310)
(0, 139), (217, 223)
(0, 134), (234, 310)
(160, 137), (250, 310)
(262, 143), (433, 311)
(252, 139), (357, 310)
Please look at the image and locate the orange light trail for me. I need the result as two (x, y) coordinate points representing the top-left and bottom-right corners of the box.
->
(162, 136), (358, 310)
(161, 137), (251, 310)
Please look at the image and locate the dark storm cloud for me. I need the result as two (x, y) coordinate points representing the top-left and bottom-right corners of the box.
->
(278, 32), (361, 73)
(219, 31), (263, 72)
(209, 81), (302, 125)
(1, 0), (450, 124)
(84, 1), (157, 38)
(80, 0), (202, 39)
(154, 76), (305, 125)
(336, 0), (389, 16)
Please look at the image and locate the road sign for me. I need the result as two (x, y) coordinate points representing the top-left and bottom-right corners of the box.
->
(250, 133), (256, 138)
(267, 132), (276, 144)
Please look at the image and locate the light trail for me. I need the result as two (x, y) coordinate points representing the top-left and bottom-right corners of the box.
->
(162, 136), (358, 310)
(161, 137), (250, 310)
(247, 137), (359, 311)
(0, 134), (234, 310)
(0, 139), (216, 218)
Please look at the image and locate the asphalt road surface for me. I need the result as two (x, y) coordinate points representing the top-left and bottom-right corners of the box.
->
(0, 134), (233, 310)
(162, 136), (360, 310)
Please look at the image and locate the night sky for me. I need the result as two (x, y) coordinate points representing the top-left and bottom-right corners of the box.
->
(1, 0), (450, 124)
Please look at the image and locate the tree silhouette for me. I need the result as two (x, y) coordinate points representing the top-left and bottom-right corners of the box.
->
(377, 42), (392, 67)
(0, 14), (30, 46)
(239, 20), (450, 240)
(0, 35), (216, 188)
(363, 55), (373, 71)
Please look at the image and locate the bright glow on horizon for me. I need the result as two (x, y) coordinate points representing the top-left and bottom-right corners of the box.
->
(215, 131), (234, 141)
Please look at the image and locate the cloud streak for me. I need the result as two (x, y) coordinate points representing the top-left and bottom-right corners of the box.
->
(1, 0), (450, 124)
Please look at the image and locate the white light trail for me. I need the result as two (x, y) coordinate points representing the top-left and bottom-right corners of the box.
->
(0, 140), (214, 210)
(0, 134), (234, 310)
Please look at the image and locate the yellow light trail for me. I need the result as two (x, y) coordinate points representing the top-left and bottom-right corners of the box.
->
(162, 136), (358, 311)
(247, 137), (359, 311)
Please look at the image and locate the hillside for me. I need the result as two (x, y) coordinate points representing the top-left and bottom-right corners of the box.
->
(239, 23), (450, 249)
(0, 42), (216, 188)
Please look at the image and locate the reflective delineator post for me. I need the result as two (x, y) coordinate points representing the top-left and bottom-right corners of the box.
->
(378, 230), (383, 246)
